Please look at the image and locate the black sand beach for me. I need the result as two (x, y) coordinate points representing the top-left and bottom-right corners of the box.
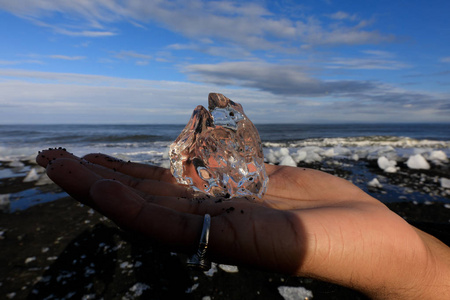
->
(1, 159), (449, 300)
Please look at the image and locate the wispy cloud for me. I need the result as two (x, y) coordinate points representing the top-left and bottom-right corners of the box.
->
(48, 55), (86, 60)
(114, 50), (151, 60)
(0, 69), (447, 123)
(0, 59), (43, 65)
(0, 0), (394, 51)
(326, 11), (359, 21)
(441, 57), (450, 63)
(113, 50), (152, 65)
(55, 28), (116, 37)
(184, 61), (376, 96)
(182, 60), (449, 121)
(24, 17), (116, 37)
(325, 51), (409, 70)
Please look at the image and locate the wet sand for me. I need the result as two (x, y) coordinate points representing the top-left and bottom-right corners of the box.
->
(1, 160), (449, 299)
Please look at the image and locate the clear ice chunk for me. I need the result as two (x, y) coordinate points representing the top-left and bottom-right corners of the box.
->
(169, 93), (268, 199)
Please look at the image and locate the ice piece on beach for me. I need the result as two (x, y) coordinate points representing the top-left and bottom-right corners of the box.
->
(406, 154), (430, 170)
(8, 160), (24, 168)
(429, 150), (448, 162)
(439, 178), (450, 189)
(0, 194), (10, 212)
(23, 168), (39, 182)
(35, 173), (53, 186)
(293, 150), (307, 163)
(377, 156), (398, 173)
(169, 93), (268, 199)
(218, 264), (239, 273)
(368, 178), (383, 188)
(25, 256), (36, 264)
(280, 155), (296, 167)
(278, 286), (313, 300)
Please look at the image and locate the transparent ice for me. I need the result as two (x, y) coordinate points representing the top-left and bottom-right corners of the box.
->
(169, 93), (268, 199)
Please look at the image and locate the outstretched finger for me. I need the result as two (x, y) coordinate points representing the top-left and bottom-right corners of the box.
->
(38, 150), (190, 198)
(36, 148), (80, 168)
(45, 157), (102, 205)
(44, 156), (239, 216)
(83, 153), (176, 183)
(79, 160), (192, 198)
(90, 179), (207, 252)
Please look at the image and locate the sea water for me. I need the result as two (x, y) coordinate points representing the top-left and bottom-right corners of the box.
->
(1, 123), (449, 163)
(0, 123), (449, 211)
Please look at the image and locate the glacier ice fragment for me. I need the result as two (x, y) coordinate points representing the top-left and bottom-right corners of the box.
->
(169, 93), (268, 199)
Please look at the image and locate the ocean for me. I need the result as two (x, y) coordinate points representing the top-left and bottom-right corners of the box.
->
(0, 123), (449, 211)
(1, 123), (449, 162)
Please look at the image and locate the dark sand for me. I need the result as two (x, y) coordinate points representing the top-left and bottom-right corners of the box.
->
(1, 160), (449, 299)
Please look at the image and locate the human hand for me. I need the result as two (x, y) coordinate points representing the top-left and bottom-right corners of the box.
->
(36, 149), (450, 299)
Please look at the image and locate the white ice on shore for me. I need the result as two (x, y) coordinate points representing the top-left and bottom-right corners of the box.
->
(440, 178), (450, 189)
(377, 156), (398, 173)
(280, 155), (296, 167)
(23, 168), (40, 182)
(35, 173), (53, 186)
(25, 256), (36, 264)
(429, 150), (448, 162)
(406, 154), (430, 170)
(368, 178), (383, 188)
(8, 160), (25, 168)
(263, 144), (449, 173)
(128, 283), (150, 297)
(0, 194), (10, 212)
(218, 264), (239, 273)
(278, 286), (313, 300)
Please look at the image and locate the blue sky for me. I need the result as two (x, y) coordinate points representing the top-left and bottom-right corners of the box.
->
(0, 0), (449, 124)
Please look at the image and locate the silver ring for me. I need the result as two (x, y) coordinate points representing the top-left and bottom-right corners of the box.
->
(187, 214), (211, 270)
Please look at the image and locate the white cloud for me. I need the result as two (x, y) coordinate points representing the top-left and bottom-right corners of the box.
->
(182, 60), (449, 120)
(24, 17), (116, 37)
(325, 55), (409, 70)
(0, 59), (43, 65)
(48, 55), (86, 60)
(55, 29), (116, 37)
(441, 57), (450, 63)
(0, 0), (394, 50)
(0, 68), (448, 124)
(113, 50), (152, 66)
(114, 50), (152, 60)
(327, 11), (359, 21)
(184, 61), (376, 96)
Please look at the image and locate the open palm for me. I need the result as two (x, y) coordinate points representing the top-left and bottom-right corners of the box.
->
(36, 149), (449, 299)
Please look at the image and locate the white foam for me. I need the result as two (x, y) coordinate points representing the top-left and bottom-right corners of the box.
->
(262, 135), (449, 172)
(323, 148), (335, 157)
(265, 136), (450, 149)
(406, 154), (430, 170)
